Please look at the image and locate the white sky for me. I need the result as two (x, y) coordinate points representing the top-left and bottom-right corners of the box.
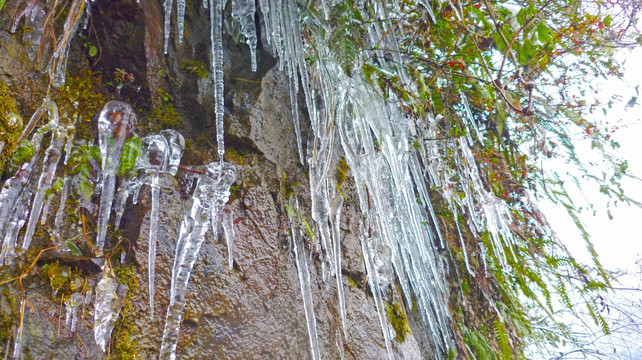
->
(534, 46), (642, 359)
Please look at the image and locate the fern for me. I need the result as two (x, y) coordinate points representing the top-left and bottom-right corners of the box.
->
(328, 3), (366, 76)
(585, 298), (610, 335)
(493, 319), (512, 359)
(68, 141), (100, 201)
(119, 135), (141, 176)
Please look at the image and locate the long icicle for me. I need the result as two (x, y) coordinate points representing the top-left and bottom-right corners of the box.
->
(159, 162), (235, 360)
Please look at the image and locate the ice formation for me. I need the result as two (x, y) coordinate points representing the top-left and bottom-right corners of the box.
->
(65, 292), (84, 332)
(96, 101), (138, 253)
(0, 1), (532, 358)
(94, 268), (128, 352)
(137, 131), (185, 319)
(287, 198), (321, 360)
(159, 162), (235, 360)
(232, 0), (258, 71)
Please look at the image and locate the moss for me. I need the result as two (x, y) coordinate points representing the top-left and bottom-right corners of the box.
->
(0, 288), (19, 346)
(225, 147), (248, 165)
(41, 261), (72, 294)
(179, 59), (210, 79)
(112, 263), (140, 360)
(229, 183), (242, 201)
(0, 81), (23, 175)
(347, 277), (358, 288)
(282, 172), (295, 199)
(148, 89), (182, 131)
(386, 302), (410, 343)
(52, 68), (105, 141)
(334, 158), (350, 194)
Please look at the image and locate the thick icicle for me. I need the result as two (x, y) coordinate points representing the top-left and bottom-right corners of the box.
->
(96, 101), (137, 253)
(159, 162), (235, 360)
(21, 104), (67, 251)
(94, 268), (128, 352)
(232, 0), (258, 71)
(288, 198), (321, 360)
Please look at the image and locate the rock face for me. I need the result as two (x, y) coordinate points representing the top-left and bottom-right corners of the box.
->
(0, 1), (427, 359)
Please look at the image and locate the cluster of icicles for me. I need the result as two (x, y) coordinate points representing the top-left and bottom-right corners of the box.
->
(0, 97), (236, 359)
(2, 0), (521, 359)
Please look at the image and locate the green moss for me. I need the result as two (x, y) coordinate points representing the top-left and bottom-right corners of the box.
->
(148, 89), (182, 130)
(282, 172), (295, 199)
(386, 302), (410, 343)
(334, 158), (350, 194)
(0, 81), (23, 175)
(179, 59), (210, 79)
(225, 147), (248, 165)
(0, 288), (19, 346)
(112, 263), (140, 360)
(52, 68), (105, 141)
(41, 261), (71, 294)
(347, 277), (358, 288)
(229, 183), (242, 200)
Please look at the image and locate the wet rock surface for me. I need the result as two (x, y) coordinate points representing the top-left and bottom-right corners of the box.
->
(0, 1), (428, 359)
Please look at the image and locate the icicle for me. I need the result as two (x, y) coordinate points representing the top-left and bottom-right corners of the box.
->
(49, 0), (86, 87)
(288, 197), (321, 360)
(210, 0), (227, 164)
(359, 229), (394, 359)
(159, 162), (235, 360)
(148, 171), (161, 318)
(95, 101), (137, 254)
(0, 190), (32, 264)
(140, 134), (169, 319)
(53, 176), (72, 246)
(21, 108), (66, 250)
(222, 207), (235, 270)
(65, 292), (83, 331)
(330, 193), (348, 339)
(232, 0), (258, 71)
(163, 0), (173, 54)
(94, 268), (128, 352)
(177, 0), (186, 43)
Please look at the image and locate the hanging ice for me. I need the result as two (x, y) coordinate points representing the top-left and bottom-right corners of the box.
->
(287, 198), (321, 360)
(159, 162), (235, 360)
(96, 101), (137, 253)
(65, 292), (84, 331)
(163, 0), (187, 53)
(232, 0), (258, 71)
(221, 207), (235, 270)
(49, 0), (87, 87)
(94, 268), (128, 352)
(138, 134), (168, 319)
(21, 103), (68, 251)
(210, 0), (227, 163)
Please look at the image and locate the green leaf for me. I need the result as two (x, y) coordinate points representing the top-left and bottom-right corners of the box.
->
(65, 240), (82, 256)
(88, 45), (98, 57)
(0, 0), (5, 12)
(537, 21), (553, 44)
